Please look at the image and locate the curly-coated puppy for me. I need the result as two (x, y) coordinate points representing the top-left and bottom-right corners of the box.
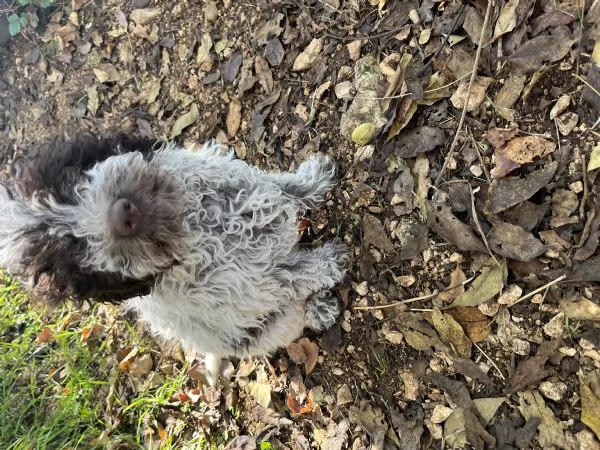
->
(0, 135), (349, 382)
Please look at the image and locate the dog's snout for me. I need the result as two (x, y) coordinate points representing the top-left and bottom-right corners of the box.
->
(110, 198), (141, 236)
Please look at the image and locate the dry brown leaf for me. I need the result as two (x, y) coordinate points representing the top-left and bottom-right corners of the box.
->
(580, 372), (600, 440)
(292, 38), (323, 71)
(362, 213), (395, 253)
(487, 222), (547, 262)
(499, 136), (555, 164)
(432, 307), (472, 358)
(447, 307), (491, 343)
(450, 77), (493, 112)
(226, 99), (242, 137)
(452, 258), (507, 308)
(560, 298), (600, 321)
(518, 391), (569, 448)
(298, 337), (319, 375)
(255, 55), (274, 94)
(438, 266), (467, 302)
(130, 7), (162, 25)
(506, 339), (562, 393)
(486, 161), (558, 214)
(425, 202), (487, 254)
(93, 64), (120, 83)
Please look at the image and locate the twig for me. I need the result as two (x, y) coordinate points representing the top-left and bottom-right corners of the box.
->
(435, 0), (494, 187)
(353, 291), (438, 310)
(473, 342), (506, 380)
(511, 274), (567, 306)
(417, 4), (467, 77)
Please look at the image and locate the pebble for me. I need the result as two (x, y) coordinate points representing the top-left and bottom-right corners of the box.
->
(355, 281), (369, 296)
(539, 380), (567, 401)
(336, 384), (353, 405)
(543, 312), (565, 338)
(497, 284), (523, 306)
(341, 320), (352, 333)
(430, 404), (453, 423)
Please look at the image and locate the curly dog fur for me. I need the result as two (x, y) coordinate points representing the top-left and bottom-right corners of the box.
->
(0, 135), (349, 381)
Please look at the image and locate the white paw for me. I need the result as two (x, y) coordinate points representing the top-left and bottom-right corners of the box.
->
(203, 353), (222, 387)
(305, 291), (340, 331)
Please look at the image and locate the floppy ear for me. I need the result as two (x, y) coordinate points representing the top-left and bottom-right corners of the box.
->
(11, 134), (160, 202)
(19, 226), (155, 304)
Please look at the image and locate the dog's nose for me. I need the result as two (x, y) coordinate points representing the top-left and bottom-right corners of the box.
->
(110, 198), (141, 236)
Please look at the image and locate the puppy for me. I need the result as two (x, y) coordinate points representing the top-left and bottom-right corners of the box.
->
(0, 135), (349, 382)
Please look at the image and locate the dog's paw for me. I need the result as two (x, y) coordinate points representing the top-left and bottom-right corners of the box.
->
(318, 239), (351, 284)
(203, 353), (222, 387)
(305, 290), (340, 331)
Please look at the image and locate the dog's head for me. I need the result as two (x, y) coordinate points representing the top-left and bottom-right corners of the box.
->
(0, 135), (188, 303)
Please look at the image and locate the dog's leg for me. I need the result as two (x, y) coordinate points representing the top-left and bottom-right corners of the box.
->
(262, 155), (337, 210)
(274, 239), (349, 327)
(203, 353), (222, 387)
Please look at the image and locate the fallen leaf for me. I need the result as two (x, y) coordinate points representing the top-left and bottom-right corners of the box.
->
(389, 126), (446, 158)
(287, 393), (314, 417)
(432, 307), (472, 358)
(223, 50), (243, 83)
(486, 126), (519, 148)
(438, 266), (467, 302)
(349, 401), (387, 449)
(38, 327), (56, 343)
(497, 135), (555, 165)
(247, 381), (272, 409)
(450, 77), (494, 112)
(447, 307), (490, 343)
(226, 99), (242, 137)
(508, 28), (576, 73)
(385, 97), (418, 143)
(560, 297), (600, 321)
(362, 213), (395, 253)
(454, 358), (493, 386)
(486, 161), (557, 214)
(93, 64), (120, 83)
(254, 55), (273, 94)
(452, 257), (507, 308)
(86, 85), (99, 116)
(506, 338), (562, 393)
(298, 337), (319, 375)
(587, 143), (600, 172)
(292, 38), (323, 72)
(487, 222), (547, 262)
(425, 202), (487, 253)
(474, 397), (506, 425)
(518, 391), (569, 448)
(130, 7), (161, 25)
(264, 37), (285, 66)
(170, 103), (199, 139)
(580, 372), (600, 440)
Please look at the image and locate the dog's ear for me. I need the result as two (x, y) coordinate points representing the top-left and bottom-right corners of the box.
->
(12, 134), (160, 202)
(20, 228), (154, 304)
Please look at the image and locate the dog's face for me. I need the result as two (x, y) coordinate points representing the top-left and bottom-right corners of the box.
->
(0, 136), (186, 302)
(69, 151), (190, 279)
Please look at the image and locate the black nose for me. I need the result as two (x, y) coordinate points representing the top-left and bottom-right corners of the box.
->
(110, 198), (141, 236)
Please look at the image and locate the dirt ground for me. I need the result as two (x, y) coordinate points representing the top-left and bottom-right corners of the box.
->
(2, 0), (600, 448)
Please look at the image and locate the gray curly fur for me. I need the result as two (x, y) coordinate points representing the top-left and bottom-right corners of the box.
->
(0, 135), (349, 379)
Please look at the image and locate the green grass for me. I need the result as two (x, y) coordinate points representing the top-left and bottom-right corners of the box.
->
(0, 276), (205, 449)
(0, 279), (108, 449)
